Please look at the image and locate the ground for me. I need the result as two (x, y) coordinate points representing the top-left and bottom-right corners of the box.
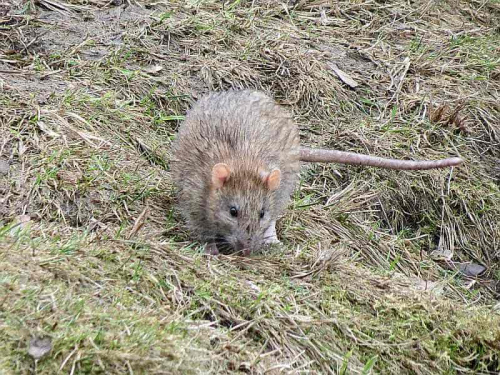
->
(1, 0), (499, 373)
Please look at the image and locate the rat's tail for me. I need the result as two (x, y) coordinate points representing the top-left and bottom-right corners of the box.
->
(299, 148), (463, 170)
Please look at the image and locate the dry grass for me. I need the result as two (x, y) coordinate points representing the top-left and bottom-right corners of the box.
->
(1, 0), (500, 373)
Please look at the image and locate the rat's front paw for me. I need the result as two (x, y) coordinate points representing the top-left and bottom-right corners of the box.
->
(205, 243), (219, 256)
(263, 221), (281, 245)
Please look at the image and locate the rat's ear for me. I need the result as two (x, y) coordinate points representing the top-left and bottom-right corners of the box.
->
(212, 163), (231, 189)
(262, 168), (281, 191)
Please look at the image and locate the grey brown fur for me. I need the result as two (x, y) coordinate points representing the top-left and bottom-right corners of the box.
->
(171, 90), (300, 255)
(171, 89), (463, 255)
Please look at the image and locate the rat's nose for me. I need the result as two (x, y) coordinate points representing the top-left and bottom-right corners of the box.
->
(235, 239), (251, 255)
(236, 240), (247, 250)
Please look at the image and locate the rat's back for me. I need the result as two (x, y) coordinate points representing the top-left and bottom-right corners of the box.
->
(173, 90), (299, 163)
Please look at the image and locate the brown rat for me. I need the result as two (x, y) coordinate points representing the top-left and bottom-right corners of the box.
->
(171, 90), (462, 256)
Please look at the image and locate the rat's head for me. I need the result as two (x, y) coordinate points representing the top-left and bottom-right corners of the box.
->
(208, 162), (280, 255)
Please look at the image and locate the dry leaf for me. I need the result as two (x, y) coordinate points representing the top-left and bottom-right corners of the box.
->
(57, 170), (83, 184)
(430, 104), (448, 123)
(463, 279), (477, 290)
(319, 9), (329, 25)
(330, 63), (359, 88)
(28, 336), (52, 360)
(246, 280), (261, 293)
(18, 139), (26, 156)
(413, 279), (444, 296)
(0, 159), (9, 175)
(128, 206), (149, 239)
(457, 263), (486, 277)
(430, 248), (453, 261)
(37, 121), (61, 138)
(429, 103), (470, 133)
(10, 215), (31, 236)
(144, 65), (163, 74)
(88, 217), (107, 232)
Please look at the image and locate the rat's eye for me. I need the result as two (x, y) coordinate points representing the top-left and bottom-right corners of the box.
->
(259, 209), (265, 219)
(229, 206), (238, 217)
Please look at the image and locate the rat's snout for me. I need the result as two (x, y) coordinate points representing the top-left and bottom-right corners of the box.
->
(234, 223), (257, 255)
(235, 237), (252, 256)
(235, 239), (249, 250)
